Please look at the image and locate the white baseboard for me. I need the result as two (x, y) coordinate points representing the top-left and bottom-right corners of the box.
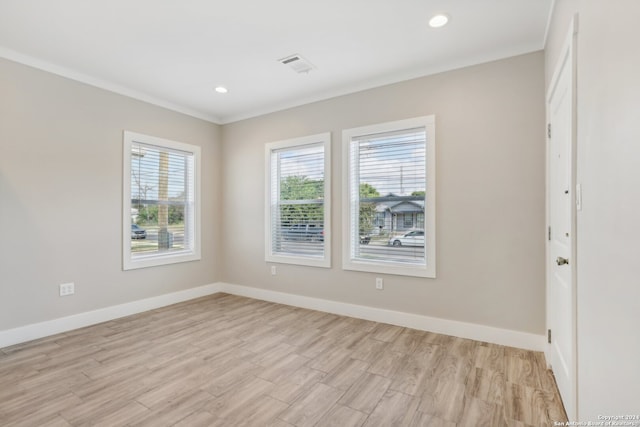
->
(1, 281), (545, 352)
(0, 283), (221, 349)
(217, 282), (546, 352)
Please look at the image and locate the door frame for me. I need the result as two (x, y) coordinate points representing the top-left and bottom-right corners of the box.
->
(545, 14), (578, 421)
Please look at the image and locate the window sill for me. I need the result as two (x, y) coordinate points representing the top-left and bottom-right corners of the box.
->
(123, 251), (201, 270)
(342, 258), (435, 278)
(265, 253), (330, 269)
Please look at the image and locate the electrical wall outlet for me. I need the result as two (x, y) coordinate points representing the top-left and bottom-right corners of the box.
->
(375, 277), (384, 290)
(59, 282), (75, 296)
(271, 266), (277, 276)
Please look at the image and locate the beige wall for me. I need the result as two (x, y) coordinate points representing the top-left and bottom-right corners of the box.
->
(545, 0), (640, 419)
(0, 58), (222, 330)
(221, 52), (546, 335)
(0, 51), (546, 338)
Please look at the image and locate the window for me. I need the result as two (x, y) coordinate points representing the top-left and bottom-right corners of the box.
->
(123, 131), (201, 270)
(374, 212), (385, 227)
(265, 133), (331, 268)
(403, 214), (414, 229)
(342, 116), (436, 278)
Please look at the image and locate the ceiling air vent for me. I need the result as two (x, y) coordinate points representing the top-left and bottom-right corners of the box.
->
(278, 54), (315, 74)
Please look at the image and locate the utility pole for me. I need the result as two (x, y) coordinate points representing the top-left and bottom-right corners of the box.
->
(158, 151), (170, 249)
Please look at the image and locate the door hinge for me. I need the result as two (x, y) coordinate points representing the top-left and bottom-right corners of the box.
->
(548, 227), (551, 241)
(548, 329), (552, 344)
(548, 123), (551, 138)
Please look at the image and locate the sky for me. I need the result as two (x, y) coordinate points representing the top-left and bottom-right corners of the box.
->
(274, 130), (427, 197)
(131, 143), (193, 201)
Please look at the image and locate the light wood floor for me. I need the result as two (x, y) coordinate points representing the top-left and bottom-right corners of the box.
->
(1, 294), (567, 426)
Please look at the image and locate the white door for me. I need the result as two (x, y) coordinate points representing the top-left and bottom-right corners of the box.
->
(547, 21), (577, 420)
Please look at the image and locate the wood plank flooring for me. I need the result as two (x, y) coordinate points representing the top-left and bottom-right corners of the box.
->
(0, 294), (567, 426)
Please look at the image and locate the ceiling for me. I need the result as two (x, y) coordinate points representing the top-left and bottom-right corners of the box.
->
(0, 0), (553, 124)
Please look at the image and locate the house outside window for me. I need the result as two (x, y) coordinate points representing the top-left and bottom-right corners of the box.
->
(342, 116), (436, 278)
(265, 133), (331, 268)
(123, 131), (201, 270)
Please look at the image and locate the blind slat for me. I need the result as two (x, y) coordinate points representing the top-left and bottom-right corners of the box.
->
(271, 142), (325, 259)
(130, 142), (195, 258)
(350, 127), (427, 265)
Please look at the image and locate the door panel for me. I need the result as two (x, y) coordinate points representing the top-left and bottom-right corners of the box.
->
(547, 22), (577, 420)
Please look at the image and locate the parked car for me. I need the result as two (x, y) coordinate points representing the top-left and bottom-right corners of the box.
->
(282, 223), (324, 241)
(131, 224), (147, 239)
(388, 230), (424, 247)
(359, 234), (371, 244)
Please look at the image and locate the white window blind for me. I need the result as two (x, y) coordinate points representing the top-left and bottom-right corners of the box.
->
(343, 117), (436, 278)
(123, 131), (201, 270)
(265, 133), (331, 268)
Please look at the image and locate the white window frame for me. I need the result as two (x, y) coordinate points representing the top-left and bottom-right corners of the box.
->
(265, 133), (331, 268)
(342, 116), (436, 278)
(123, 131), (201, 270)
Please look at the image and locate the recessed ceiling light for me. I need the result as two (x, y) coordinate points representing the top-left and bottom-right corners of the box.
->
(429, 13), (449, 28)
(214, 86), (228, 94)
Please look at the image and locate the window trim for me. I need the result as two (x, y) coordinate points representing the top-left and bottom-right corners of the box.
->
(122, 131), (201, 270)
(264, 132), (331, 268)
(342, 116), (436, 278)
